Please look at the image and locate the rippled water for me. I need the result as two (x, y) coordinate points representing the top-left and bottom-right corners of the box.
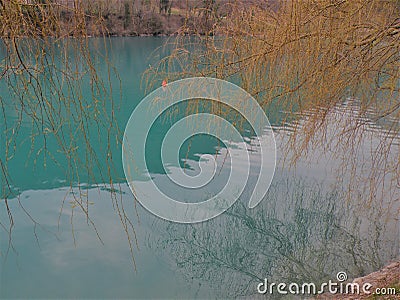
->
(0, 38), (399, 299)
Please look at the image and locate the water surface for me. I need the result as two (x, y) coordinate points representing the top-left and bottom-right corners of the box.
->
(1, 37), (399, 299)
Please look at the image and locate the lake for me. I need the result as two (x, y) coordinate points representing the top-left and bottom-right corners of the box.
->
(0, 37), (399, 299)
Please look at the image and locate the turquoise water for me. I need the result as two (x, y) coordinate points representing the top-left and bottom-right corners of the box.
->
(0, 38), (399, 299)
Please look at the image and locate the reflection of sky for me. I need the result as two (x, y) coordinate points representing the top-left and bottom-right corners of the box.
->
(1, 136), (398, 299)
(0, 186), (214, 299)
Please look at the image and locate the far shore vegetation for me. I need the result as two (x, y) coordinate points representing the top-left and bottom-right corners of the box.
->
(1, 0), (262, 37)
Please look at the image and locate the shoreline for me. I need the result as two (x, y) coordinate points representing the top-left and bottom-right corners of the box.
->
(316, 260), (400, 299)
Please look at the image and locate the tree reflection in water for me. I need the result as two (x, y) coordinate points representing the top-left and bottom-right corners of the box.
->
(148, 178), (398, 298)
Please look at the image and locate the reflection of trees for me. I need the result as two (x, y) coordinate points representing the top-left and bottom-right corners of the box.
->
(149, 178), (398, 298)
